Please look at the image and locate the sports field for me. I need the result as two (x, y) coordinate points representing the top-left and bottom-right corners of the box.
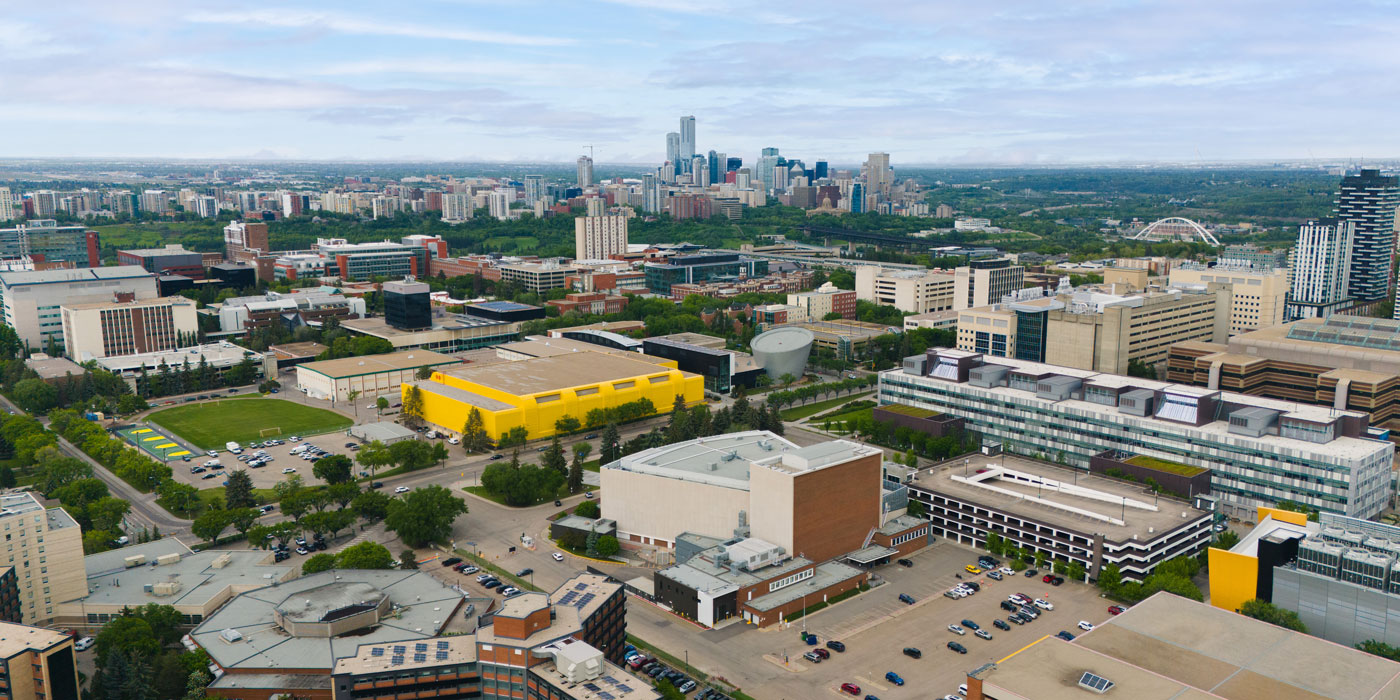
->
(147, 398), (352, 450)
(117, 426), (194, 462)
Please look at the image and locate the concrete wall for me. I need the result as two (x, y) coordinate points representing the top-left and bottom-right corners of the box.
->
(599, 469), (749, 548)
(1272, 567), (1400, 648)
(748, 466), (795, 555)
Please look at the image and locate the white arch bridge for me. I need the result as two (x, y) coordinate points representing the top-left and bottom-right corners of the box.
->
(1128, 217), (1219, 246)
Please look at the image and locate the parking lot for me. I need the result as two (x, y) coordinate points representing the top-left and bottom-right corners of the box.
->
(167, 436), (366, 490)
(683, 540), (1124, 700)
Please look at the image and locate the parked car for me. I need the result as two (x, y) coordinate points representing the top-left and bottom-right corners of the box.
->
(1001, 600), (1019, 612)
(585, 433), (599, 439)
(896, 558), (913, 567)
(947, 624), (965, 635)
(840, 683), (861, 696)
(584, 491), (595, 499)
(1007, 614), (1025, 625)
(975, 629), (992, 640)
(898, 593), (915, 605)
(282, 467), (297, 474)
(947, 642), (967, 654)
(371, 482), (385, 489)
(75, 637), (95, 651)
(964, 565), (982, 574)
(1035, 599), (1054, 611)
(993, 619), (1010, 631)
(813, 648), (830, 660)
(826, 640), (846, 652)
(516, 568), (533, 577)
(884, 671), (904, 686)
(1051, 576), (1065, 586)
(475, 574), (493, 583)
(1043, 574), (1055, 583)
(803, 651), (822, 663)
(259, 505), (275, 514)
(1108, 605), (1126, 615)
(483, 580), (502, 590)
(296, 547), (309, 555)
(201, 472), (218, 480)
(987, 571), (1003, 580)
(1077, 621), (1095, 631)
(902, 647), (921, 659)
(441, 557), (462, 567)
(1057, 631), (1076, 641)
(1025, 569), (1039, 577)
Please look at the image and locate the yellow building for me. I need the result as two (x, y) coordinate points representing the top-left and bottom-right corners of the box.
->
(1206, 506), (1312, 614)
(408, 351), (703, 441)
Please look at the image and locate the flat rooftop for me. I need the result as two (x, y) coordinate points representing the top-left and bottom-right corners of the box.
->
(189, 570), (463, 672)
(0, 265), (151, 286)
(341, 314), (513, 338)
(662, 547), (813, 592)
(95, 342), (261, 372)
(745, 561), (864, 612)
(0, 621), (70, 657)
(23, 356), (88, 380)
(498, 337), (666, 364)
(411, 379), (513, 412)
(1230, 515), (1316, 558)
(439, 351), (682, 396)
(333, 636), (477, 676)
(532, 657), (657, 700)
(605, 431), (800, 490)
(652, 332), (726, 349)
(348, 421), (418, 443)
(267, 342), (329, 360)
(72, 539), (295, 610)
(61, 295), (193, 311)
(912, 454), (1209, 541)
(298, 350), (457, 378)
(0, 491), (53, 518)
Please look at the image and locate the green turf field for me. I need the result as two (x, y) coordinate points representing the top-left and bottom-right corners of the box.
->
(147, 398), (352, 450)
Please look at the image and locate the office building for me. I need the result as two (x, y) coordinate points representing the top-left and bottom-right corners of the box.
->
(643, 253), (768, 295)
(96, 342), (264, 392)
(312, 237), (438, 281)
(0, 622), (79, 700)
(117, 243), (206, 279)
(325, 574), (644, 700)
(546, 291), (629, 316)
(464, 300), (546, 324)
(441, 192), (472, 222)
(498, 261), (570, 293)
(855, 266), (956, 313)
(864, 152), (891, 199)
(410, 350), (701, 441)
(665, 132), (680, 171)
(1335, 169), (1400, 306)
(1168, 264), (1289, 334)
(217, 289), (364, 334)
(296, 349), (457, 402)
(962, 592), (1400, 700)
(883, 348), (1396, 519)
(574, 215), (629, 261)
(0, 266), (157, 352)
(957, 284), (1228, 374)
(1221, 242), (1289, 270)
(60, 295), (198, 361)
(1288, 218), (1355, 319)
(640, 336), (762, 394)
(208, 262), (257, 289)
(786, 282), (856, 321)
(905, 453), (1211, 581)
(576, 155), (594, 188)
(0, 221), (100, 268)
(383, 279), (431, 330)
(678, 115), (695, 169)
(343, 313), (519, 353)
(0, 493), (85, 626)
(953, 258), (1025, 310)
(1167, 315), (1400, 442)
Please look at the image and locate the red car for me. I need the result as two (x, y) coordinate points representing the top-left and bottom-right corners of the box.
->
(1108, 605), (1126, 615)
(840, 683), (861, 695)
(1043, 575), (1054, 583)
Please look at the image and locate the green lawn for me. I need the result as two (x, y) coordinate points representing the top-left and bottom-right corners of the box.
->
(779, 391), (872, 421)
(815, 406), (873, 427)
(148, 398), (352, 450)
(197, 486), (279, 510)
(1125, 455), (1208, 477)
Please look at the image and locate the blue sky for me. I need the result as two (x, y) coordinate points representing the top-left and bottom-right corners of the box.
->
(5, 0), (1399, 165)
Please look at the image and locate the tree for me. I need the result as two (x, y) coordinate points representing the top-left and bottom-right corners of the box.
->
(985, 532), (1003, 555)
(0, 465), (13, 488)
(389, 439), (436, 472)
(595, 535), (620, 557)
(567, 451), (585, 494)
(224, 470), (255, 509)
(542, 437), (566, 475)
(352, 489), (391, 522)
(376, 396), (390, 415)
(302, 553), (336, 575)
(462, 408), (491, 452)
(1357, 640), (1400, 662)
(84, 529), (115, 554)
(654, 678), (686, 700)
(779, 373), (796, 389)
(357, 440), (393, 477)
(498, 425), (529, 448)
(399, 549), (419, 570)
(555, 415), (581, 435)
(95, 647), (156, 700)
(89, 497), (131, 533)
(1067, 561), (1086, 582)
(1035, 550), (1047, 569)
(586, 528), (600, 557)
(11, 378), (57, 413)
(1239, 598), (1307, 632)
(1097, 563), (1123, 593)
(156, 480), (200, 515)
(191, 510), (229, 543)
(95, 616), (159, 667)
(385, 485), (468, 547)
(1213, 529), (1241, 550)
(335, 541), (394, 569)
(906, 499), (926, 518)
(401, 385), (424, 426)
(226, 507), (260, 538)
(415, 366), (435, 380)
(312, 454), (354, 484)
(575, 500), (600, 518)
(599, 423), (621, 464)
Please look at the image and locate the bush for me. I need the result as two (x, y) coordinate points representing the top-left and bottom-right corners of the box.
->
(574, 501), (600, 518)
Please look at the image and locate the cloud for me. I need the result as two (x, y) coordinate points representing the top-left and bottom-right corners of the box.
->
(184, 9), (574, 46)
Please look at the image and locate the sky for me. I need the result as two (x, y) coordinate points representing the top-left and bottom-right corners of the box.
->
(5, 0), (1400, 165)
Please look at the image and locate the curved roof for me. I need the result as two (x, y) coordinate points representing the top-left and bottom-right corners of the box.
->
(751, 326), (815, 353)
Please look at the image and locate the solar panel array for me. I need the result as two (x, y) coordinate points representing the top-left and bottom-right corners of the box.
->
(414, 652), (426, 663)
(1078, 671), (1114, 694)
(437, 641), (450, 650)
(435, 651), (449, 660)
(415, 642), (428, 652)
(558, 591), (579, 606)
(576, 592), (596, 609)
(602, 674), (634, 694)
(391, 654), (404, 666)
(370, 647), (384, 657)
(393, 645), (406, 654)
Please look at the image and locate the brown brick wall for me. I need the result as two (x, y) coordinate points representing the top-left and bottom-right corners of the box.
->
(790, 452), (882, 563)
(741, 570), (867, 627)
(492, 606), (552, 640)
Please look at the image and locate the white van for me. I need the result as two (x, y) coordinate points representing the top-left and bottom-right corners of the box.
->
(225, 441), (243, 454)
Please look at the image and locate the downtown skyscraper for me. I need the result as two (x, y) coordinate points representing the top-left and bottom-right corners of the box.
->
(576, 155), (594, 188)
(1332, 169), (1399, 308)
(678, 115), (696, 173)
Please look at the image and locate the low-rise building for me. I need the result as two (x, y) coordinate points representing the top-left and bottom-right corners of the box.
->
(95, 342), (264, 392)
(882, 348), (1396, 519)
(341, 314), (520, 353)
(23, 355), (87, 384)
(773, 319), (900, 360)
(644, 252), (768, 296)
(902, 309), (958, 331)
(296, 349), (459, 402)
(117, 244), (207, 279)
(217, 290), (366, 334)
(546, 291), (629, 316)
(856, 267), (956, 313)
(60, 295), (199, 361)
(498, 261), (572, 293)
(0, 266), (157, 352)
(787, 282), (856, 321)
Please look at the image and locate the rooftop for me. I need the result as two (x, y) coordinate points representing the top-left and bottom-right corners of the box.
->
(0, 265), (152, 287)
(497, 337), (661, 363)
(266, 342), (329, 360)
(1229, 515), (1316, 558)
(0, 621), (71, 657)
(0, 492), (50, 519)
(438, 351), (683, 397)
(118, 244), (200, 257)
(781, 319), (900, 341)
(744, 561), (864, 612)
(911, 454), (1210, 541)
(653, 332), (727, 349)
(298, 350), (458, 379)
(60, 295), (195, 311)
(24, 356), (87, 380)
(468, 300), (541, 313)
(333, 636), (476, 676)
(411, 380), (513, 412)
(347, 422), (418, 443)
(661, 546), (812, 593)
(189, 570), (463, 672)
(69, 539), (295, 610)
(94, 342), (261, 372)
(340, 314), (512, 339)
(604, 430), (800, 490)
(532, 655), (658, 700)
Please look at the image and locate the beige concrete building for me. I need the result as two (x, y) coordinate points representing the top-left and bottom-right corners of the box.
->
(1102, 267), (1149, 291)
(573, 215), (628, 261)
(1168, 264), (1289, 335)
(903, 309), (959, 331)
(0, 622), (79, 700)
(0, 266), (157, 353)
(295, 349), (459, 402)
(60, 296), (198, 361)
(956, 285), (1229, 374)
(953, 258), (1024, 310)
(855, 266), (956, 313)
(0, 493), (84, 626)
(786, 282), (856, 321)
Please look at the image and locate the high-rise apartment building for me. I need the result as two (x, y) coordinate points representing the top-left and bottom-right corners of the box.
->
(0, 622), (79, 700)
(223, 220), (269, 260)
(953, 258), (1024, 310)
(678, 115), (696, 171)
(281, 192), (308, 218)
(856, 267), (956, 313)
(139, 190), (168, 213)
(576, 156), (594, 188)
(865, 152), (891, 199)
(29, 192), (57, 218)
(691, 155), (708, 188)
(575, 215), (629, 261)
(487, 192), (510, 220)
(523, 174), (544, 204)
(0, 189), (15, 222)
(60, 295), (199, 360)
(441, 193), (472, 222)
(1288, 218), (1354, 320)
(641, 173), (660, 213)
(757, 147), (780, 192)
(0, 492), (85, 625)
(1335, 169), (1400, 306)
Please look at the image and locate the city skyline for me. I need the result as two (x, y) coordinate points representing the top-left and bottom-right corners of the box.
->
(6, 1), (1400, 164)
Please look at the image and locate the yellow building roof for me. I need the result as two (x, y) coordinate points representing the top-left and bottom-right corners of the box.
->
(439, 352), (682, 396)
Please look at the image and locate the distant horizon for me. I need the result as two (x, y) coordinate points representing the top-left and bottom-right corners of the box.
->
(7, 2), (1400, 164)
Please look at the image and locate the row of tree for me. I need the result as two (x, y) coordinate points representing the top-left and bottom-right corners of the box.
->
(761, 375), (877, 410)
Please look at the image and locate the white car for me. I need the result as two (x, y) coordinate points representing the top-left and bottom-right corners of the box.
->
(395, 486), (410, 494)
(447, 437), (460, 445)
(999, 566), (1014, 575)
(282, 467), (297, 474)
(552, 552), (564, 562)
(75, 637), (95, 651)
(289, 436), (300, 442)
(1034, 599), (1054, 611)
(1077, 620), (1095, 631)
(206, 450), (218, 457)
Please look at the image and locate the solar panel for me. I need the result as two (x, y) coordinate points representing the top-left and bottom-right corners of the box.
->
(576, 593), (596, 608)
(559, 591), (578, 605)
(393, 645), (406, 654)
(415, 643), (428, 652)
(414, 653), (426, 663)
(599, 693), (614, 700)
(371, 648), (384, 657)
(1078, 671), (1114, 694)
(575, 582), (588, 590)
(391, 655), (404, 666)
(617, 685), (633, 693)
(604, 675), (617, 683)
(584, 683), (601, 691)
(436, 651), (449, 660)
